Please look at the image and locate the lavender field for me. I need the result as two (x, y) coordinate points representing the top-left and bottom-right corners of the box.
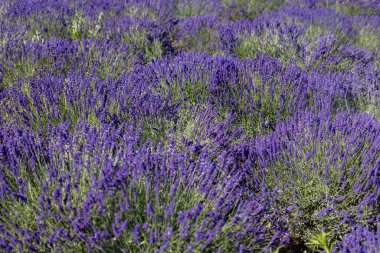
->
(0, 0), (379, 252)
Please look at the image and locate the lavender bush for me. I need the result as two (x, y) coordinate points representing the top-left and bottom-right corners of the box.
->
(0, 0), (379, 252)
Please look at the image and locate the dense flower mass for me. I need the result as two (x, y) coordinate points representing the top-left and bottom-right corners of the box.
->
(0, 0), (379, 252)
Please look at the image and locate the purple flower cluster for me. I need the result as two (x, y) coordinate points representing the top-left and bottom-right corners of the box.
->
(0, 0), (379, 252)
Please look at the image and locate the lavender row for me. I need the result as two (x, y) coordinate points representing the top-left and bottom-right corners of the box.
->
(0, 0), (379, 252)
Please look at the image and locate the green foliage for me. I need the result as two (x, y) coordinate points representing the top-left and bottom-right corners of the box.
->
(123, 3), (157, 19)
(139, 116), (176, 144)
(234, 31), (299, 64)
(1, 58), (36, 88)
(121, 26), (163, 62)
(323, 1), (377, 16)
(174, 0), (210, 17)
(352, 28), (380, 53)
(306, 232), (335, 253)
(0, 3), (7, 19)
(222, 0), (285, 21)
(144, 38), (163, 60)
(173, 28), (220, 54)
(68, 12), (85, 40)
(365, 97), (380, 121)
(238, 74), (294, 136)
(68, 11), (104, 40)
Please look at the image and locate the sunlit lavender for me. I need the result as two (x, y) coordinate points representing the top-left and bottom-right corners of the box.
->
(0, 0), (379, 252)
